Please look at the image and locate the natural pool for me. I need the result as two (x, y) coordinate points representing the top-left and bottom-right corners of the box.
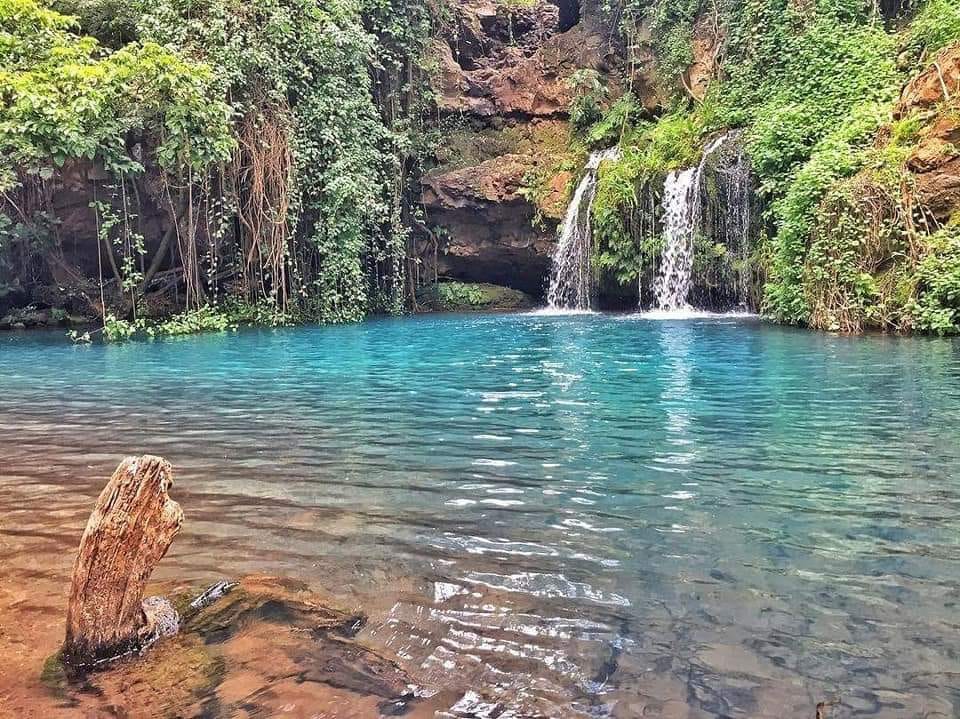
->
(1, 313), (960, 717)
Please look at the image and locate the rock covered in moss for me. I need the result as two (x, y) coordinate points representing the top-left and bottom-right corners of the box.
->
(416, 281), (536, 311)
(41, 576), (418, 718)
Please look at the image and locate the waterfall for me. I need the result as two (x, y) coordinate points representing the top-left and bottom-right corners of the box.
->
(546, 147), (620, 311)
(652, 167), (699, 311)
(651, 132), (751, 311)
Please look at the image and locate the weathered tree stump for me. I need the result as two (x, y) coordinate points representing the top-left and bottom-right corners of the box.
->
(63, 455), (183, 666)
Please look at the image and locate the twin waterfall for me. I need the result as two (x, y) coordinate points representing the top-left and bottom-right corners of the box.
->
(546, 147), (620, 311)
(546, 132), (751, 313)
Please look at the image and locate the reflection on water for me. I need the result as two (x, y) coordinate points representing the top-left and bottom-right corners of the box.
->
(2, 314), (960, 717)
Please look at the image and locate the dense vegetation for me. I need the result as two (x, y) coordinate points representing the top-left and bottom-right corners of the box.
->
(588, 0), (960, 332)
(1, 0), (431, 338)
(2, 0), (960, 335)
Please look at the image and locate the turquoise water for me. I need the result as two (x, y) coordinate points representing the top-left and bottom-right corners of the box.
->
(2, 313), (960, 717)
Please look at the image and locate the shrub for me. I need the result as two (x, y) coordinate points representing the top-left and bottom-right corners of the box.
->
(907, 227), (960, 334)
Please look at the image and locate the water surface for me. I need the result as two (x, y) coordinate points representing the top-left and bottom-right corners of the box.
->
(2, 313), (959, 717)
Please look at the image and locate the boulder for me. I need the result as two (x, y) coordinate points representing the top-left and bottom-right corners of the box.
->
(416, 281), (536, 311)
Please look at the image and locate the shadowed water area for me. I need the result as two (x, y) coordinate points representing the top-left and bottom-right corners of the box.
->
(2, 313), (960, 717)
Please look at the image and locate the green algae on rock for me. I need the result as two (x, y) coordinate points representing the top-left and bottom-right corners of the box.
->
(416, 281), (536, 311)
(42, 576), (418, 718)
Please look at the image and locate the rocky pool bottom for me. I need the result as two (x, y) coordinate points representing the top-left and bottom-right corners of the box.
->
(1, 313), (960, 717)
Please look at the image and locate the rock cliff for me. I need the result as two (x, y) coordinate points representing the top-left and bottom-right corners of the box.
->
(418, 0), (631, 297)
(899, 44), (960, 221)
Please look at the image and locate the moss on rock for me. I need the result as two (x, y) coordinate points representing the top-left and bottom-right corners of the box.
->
(417, 281), (536, 311)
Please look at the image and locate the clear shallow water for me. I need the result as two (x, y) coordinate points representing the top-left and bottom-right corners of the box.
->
(2, 313), (960, 717)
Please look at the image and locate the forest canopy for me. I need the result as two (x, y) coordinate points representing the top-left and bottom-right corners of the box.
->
(2, 0), (960, 335)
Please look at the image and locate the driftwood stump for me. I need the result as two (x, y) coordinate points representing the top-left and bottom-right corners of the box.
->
(63, 455), (183, 666)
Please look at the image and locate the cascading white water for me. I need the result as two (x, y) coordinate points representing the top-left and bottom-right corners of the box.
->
(652, 168), (699, 311)
(651, 134), (736, 311)
(546, 147), (620, 311)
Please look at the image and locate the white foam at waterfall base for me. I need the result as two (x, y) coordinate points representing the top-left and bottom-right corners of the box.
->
(545, 147), (620, 311)
(528, 307), (599, 316)
(629, 309), (758, 320)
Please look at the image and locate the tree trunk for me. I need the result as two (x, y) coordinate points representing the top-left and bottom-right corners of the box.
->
(63, 455), (183, 666)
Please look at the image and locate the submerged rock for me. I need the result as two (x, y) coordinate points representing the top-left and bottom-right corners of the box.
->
(42, 575), (418, 718)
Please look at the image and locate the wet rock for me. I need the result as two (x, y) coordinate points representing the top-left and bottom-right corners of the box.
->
(42, 575), (418, 718)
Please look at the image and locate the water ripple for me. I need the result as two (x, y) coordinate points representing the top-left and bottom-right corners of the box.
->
(1, 314), (959, 716)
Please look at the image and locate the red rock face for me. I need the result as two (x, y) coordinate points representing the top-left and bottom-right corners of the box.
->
(897, 43), (960, 118)
(901, 43), (960, 221)
(433, 11), (615, 118)
(421, 155), (554, 293)
(683, 14), (723, 101)
(421, 0), (629, 297)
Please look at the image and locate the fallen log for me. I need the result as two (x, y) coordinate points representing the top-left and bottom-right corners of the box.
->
(62, 455), (183, 666)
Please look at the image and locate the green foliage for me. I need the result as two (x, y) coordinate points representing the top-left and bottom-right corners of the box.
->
(437, 282), (485, 307)
(101, 312), (138, 341)
(585, 93), (644, 148)
(606, 0), (960, 331)
(727, 12), (899, 200)
(94, 300), (293, 341)
(907, 226), (960, 334)
(0, 0), (233, 188)
(762, 103), (889, 323)
(3, 0), (430, 333)
(745, 0), (960, 331)
(6, 0), (960, 336)
(136, 0), (422, 322)
(567, 69), (606, 133)
(905, 0), (960, 56)
(646, 0), (700, 94)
